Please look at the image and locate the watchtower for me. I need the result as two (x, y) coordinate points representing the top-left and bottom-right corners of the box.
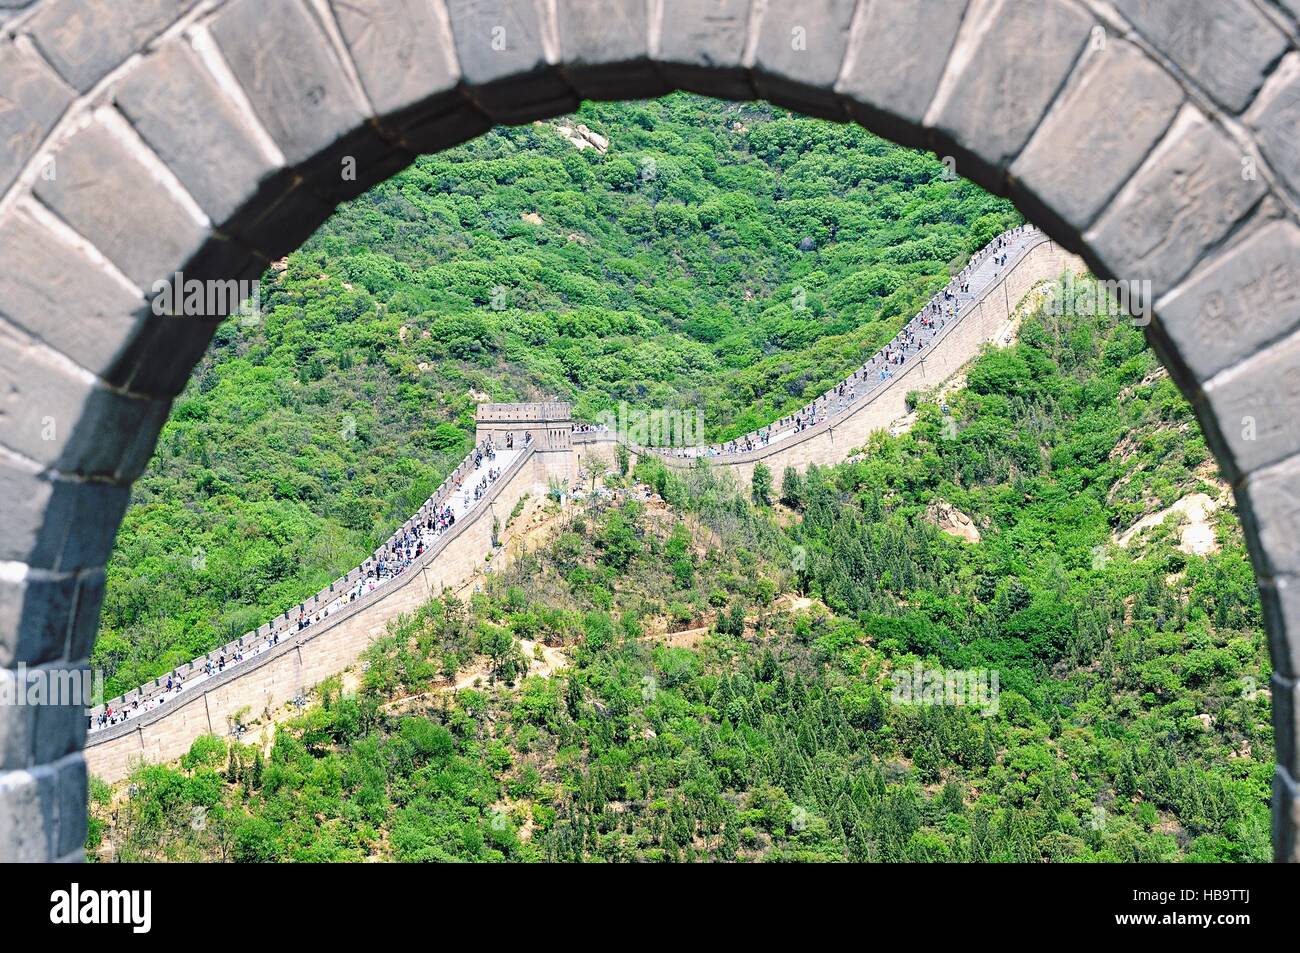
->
(474, 402), (576, 485)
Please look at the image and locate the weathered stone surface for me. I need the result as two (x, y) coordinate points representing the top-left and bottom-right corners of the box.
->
(556, 0), (664, 100)
(748, 0), (857, 118)
(1246, 54), (1300, 202)
(1087, 110), (1267, 293)
(24, 0), (193, 92)
(210, 0), (408, 206)
(653, 0), (753, 100)
(0, 320), (170, 479)
(836, 0), (968, 147)
(0, 459), (131, 574)
(1012, 39), (1183, 233)
(67, 571), (105, 663)
(33, 119), (208, 290)
(1110, 0), (1287, 113)
(558, 0), (650, 65)
(1201, 331), (1300, 479)
(0, 461), (60, 570)
(1155, 221), (1300, 383)
(445, 0), (551, 84)
(55, 753), (87, 855)
(444, 0), (575, 121)
(0, 762), (57, 861)
(1277, 672), (1300, 783)
(0, 572), (74, 669)
(1251, 534), (1300, 675)
(0, 675), (86, 773)
(210, 0), (369, 169)
(34, 689), (86, 766)
(656, 0), (750, 68)
(1242, 468), (1300, 579)
(0, 39), (74, 195)
(1279, 767), (1300, 862)
(329, 0), (460, 119)
(0, 681), (36, 769)
(0, 207), (148, 382)
(930, 0), (1094, 179)
(114, 39), (280, 226)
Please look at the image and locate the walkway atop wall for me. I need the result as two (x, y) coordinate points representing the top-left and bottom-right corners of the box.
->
(653, 225), (1041, 461)
(87, 434), (530, 737)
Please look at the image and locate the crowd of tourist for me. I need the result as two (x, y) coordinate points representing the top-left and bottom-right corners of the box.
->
(657, 225), (1037, 459)
(89, 432), (533, 734)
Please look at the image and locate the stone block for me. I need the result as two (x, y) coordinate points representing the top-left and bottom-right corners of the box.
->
(0, 321), (170, 479)
(1255, 572), (1300, 680)
(0, 38), (74, 195)
(836, 0), (968, 150)
(33, 686), (87, 766)
(1110, 0), (1287, 113)
(1155, 220), (1300, 383)
(1246, 54), (1300, 203)
(0, 459), (131, 572)
(113, 315), (227, 398)
(68, 570), (105, 663)
(748, 0), (858, 120)
(0, 679), (36, 770)
(225, 181), (337, 260)
(396, 97), (493, 157)
(56, 753), (87, 856)
(654, 0), (754, 101)
(33, 118), (209, 290)
(1012, 39), (1183, 235)
(0, 763), (57, 861)
(0, 207), (150, 385)
(0, 571), (75, 669)
(556, 0), (665, 100)
(1087, 109), (1267, 294)
(24, 0), (193, 92)
(210, 0), (370, 168)
(0, 460), (61, 571)
(114, 38), (281, 226)
(444, 0), (576, 122)
(330, 0), (461, 118)
(930, 0), (1094, 185)
(1201, 330), (1300, 479)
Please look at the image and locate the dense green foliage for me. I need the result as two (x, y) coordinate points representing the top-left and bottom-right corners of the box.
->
(96, 95), (1016, 698)
(93, 285), (1272, 863)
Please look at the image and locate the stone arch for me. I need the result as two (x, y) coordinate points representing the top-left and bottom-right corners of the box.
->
(1, 0), (1298, 861)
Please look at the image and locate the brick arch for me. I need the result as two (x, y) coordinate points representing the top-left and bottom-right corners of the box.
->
(1, 0), (1298, 861)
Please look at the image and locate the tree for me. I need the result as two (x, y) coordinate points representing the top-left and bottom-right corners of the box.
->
(584, 451), (609, 492)
(780, 467), (803, 508)
(598, 511), (639, 570)
(233, 817), (280, 863)
(751, 463), (773, 506)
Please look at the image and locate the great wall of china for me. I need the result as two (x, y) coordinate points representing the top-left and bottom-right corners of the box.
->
(83, 227), (1083, 783)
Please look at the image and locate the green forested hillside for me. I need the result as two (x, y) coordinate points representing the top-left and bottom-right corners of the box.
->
(92, 284), (1272, 863)
(96, 95), (1017, 697)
